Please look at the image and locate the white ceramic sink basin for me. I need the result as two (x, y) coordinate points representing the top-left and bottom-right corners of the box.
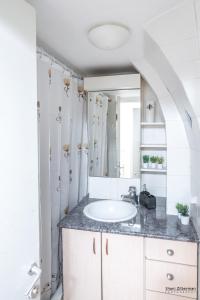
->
(83, 200), (137, 223)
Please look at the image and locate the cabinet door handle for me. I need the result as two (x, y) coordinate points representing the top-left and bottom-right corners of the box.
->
(167, 249), (174, 256)
(166, 273), (174, 281)
(93, 238), (96, 255)
(106, 239), (108, 255)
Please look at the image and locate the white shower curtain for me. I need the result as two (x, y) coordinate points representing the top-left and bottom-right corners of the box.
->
(88, 92), (108, 177)
(37, 49), (88, 298)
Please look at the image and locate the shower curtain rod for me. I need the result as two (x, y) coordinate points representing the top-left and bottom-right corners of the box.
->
(37, 47), (83, 80)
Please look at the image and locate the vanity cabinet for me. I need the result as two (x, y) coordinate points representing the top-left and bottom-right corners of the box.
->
(62, 229), (101, 300)
(62, 229), (198, 300)
(62, 229), (144, 300)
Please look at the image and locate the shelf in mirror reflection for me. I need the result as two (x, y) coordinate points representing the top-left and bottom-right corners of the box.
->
(140, 144), (167, 149)
(141, 122), (165, 127)
(140, 168), (167, 174)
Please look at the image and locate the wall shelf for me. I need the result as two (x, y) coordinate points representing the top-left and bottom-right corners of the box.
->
(141, 168), (167, 174)
(140, 144), (167, 149)
(141, 122), (165, 127)
(140, 79), (167, 199)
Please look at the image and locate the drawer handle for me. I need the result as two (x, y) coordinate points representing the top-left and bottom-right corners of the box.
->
(166, 273), (174, 281)
(167, 249), (174, 256)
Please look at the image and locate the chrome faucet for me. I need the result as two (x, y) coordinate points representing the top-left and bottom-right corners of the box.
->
(121, 186), (138, 205)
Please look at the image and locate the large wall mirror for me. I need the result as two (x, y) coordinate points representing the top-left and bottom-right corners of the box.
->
(88, 89), (141, 179)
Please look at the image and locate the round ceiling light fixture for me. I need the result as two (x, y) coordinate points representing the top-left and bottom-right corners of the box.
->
(88, 23), (131, 50)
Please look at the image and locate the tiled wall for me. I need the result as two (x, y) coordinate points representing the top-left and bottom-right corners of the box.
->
(88, 177), (140, 200)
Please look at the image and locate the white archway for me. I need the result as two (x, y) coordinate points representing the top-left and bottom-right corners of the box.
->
(126, 0), (200, 213)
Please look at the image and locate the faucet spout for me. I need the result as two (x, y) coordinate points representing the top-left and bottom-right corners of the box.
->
(121, 186), (138, 205)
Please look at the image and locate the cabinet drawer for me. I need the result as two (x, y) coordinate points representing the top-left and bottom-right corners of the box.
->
(146, 260), (197, 299)
(146, 290), (195, 300)
(145, 238), (197, 265)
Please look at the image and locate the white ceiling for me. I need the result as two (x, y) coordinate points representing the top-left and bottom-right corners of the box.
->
(27, 0), (184, 75)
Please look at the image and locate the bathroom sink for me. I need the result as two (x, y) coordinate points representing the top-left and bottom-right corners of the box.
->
(83, 200), (137, 223)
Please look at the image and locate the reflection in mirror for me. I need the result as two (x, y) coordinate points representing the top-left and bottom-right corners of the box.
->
(88, 89), (140, 179)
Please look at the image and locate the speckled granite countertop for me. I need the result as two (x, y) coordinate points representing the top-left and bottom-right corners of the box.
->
(59, 196), (199, 243)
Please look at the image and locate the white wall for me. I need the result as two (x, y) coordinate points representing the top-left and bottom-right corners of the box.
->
(129, 0), (200, 215)
(0, 1), (40, 300)
(37, 57), (51, 299)
(131, 58), (191, 214)
(143, 2), (200, 294)
(143, 0), (200, 210)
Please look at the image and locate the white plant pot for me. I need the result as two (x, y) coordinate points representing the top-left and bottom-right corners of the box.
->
(181, 215), (190, 225)
(151, 163), (156, 169)
(157, 164), (163, 169)
(143, 163), (148, 169)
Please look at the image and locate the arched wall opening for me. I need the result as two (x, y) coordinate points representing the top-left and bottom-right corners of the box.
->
(130, 29), (200, 214)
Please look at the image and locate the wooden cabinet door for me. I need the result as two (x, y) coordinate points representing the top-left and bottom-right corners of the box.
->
(102, 233), (144, 300)
(62, 229), (101, 300)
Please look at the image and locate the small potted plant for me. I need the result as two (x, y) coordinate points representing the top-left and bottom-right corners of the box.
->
(157, 157), (164, 169)
(176, 203), (182, 219)
(150, 156), (157, 168)
(180, 204), (190, 225)
(142, 155), (149, 168)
